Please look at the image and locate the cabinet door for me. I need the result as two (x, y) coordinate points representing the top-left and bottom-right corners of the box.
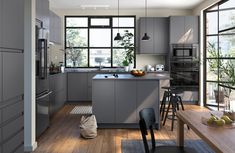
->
(1, 0), (24, 49)
(0, 52), (2, 102)
(115, 80), (137, 123)
(49, 11), (55, 43)
(3, 52), (23, 101)
(92, 80), (115, 123)
(136, 81), (160, 126)
(87, 72), (98, 101)
(170, 16), (185, 44)
(139, 18), (154, 53)
(185, 16), (199, 44)
(0, 0), (2, 47)
(54, 14), (62, 44)
(154, 18), (169, 54)
(67, 73), (88, 101)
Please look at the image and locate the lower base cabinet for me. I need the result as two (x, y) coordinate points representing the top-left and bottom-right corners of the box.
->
(92, 79), (160, 126)
(49, 73), (67, 115)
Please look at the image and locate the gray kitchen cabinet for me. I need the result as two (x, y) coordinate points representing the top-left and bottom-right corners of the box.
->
(2, 130), (23, 153)
(0, 53), (2, 102)
(67, 73), (88, 101)
(2, 52), (24, 101)
(49, 73), (67, 115)
(115, 80), (137, 123)
(92, 80), (115, 123)
(87, 72), (98, 101)
(139, 18), (154, 54)
(170, 16), (199, 44)
(1, 0), (24, 49)
(36, 0), (49, 29)
(50, 11), (61, 44)
(154, 18), (169, 54)
(139, 17), (169, 54)
(137, 80), (160, 128)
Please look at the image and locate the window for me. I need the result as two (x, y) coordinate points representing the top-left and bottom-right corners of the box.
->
(204, 0), (235, 110)
(65, 16), (136, 68)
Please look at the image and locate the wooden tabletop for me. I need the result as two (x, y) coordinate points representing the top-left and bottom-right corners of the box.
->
(177, 110), (235, 153)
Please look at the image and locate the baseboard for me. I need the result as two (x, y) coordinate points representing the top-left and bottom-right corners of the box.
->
(24, 142), (37, 152)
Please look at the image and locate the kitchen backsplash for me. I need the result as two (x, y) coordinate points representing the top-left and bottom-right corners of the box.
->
(48, 43), (64, 67)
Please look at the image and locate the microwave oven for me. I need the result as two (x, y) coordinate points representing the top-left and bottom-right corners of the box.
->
(172, 44), (198, 59)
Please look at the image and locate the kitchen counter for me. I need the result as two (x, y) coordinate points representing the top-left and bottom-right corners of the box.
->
(92, 73), (170, 129)
(93, 73), (170, 80)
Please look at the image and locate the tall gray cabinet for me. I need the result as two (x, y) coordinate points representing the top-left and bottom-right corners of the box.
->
(50, 11), (62, 44)
(139, 17), (169, 54)
(0, 0), (24, 152)
(170, 16), (199, 44)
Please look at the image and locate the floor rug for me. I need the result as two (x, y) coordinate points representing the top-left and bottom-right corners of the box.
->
(121, 139), (215, 153)
(70, 106), (92, 115)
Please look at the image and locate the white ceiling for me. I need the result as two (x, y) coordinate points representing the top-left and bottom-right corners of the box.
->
(49, 0), (205, 10)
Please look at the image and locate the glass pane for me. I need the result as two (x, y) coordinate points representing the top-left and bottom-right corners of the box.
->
(66, 48), (88, 67)
(206, 36), (218, 58)
(66, 29), (88, 47)
(219, 35), (235, 57)
(113, 29), (134, 47)
(206, 82), (218, 105)
(113, 49), (126, 67)
(219, 0), (235, 9)
(218, 85), (235, 111)
(113, 17), (135, 27)
(206, 12), (218, 35)
(89, 29), (111, 47)
(219, 9), (235, 32)
(90, 49), (111, 67)
(219, 59), (235, 84)
(90, 18), (110, 26)
(66, 17), (88, 27)
(206, 59), (218, 81)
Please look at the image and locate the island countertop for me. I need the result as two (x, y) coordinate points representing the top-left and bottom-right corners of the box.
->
(93, 73), (170, 80)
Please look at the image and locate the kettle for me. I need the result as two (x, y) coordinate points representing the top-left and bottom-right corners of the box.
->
(146, 65), (152, 71)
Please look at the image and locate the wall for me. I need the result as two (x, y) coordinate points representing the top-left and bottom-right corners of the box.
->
(193, 0), (220, 15)
(50, 8), (192, 69)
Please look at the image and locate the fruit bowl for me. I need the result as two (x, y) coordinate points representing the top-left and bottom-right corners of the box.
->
(131, 70), (145, 77)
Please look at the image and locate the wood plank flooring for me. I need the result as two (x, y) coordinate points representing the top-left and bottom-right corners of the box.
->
(33, 103), (208, 153)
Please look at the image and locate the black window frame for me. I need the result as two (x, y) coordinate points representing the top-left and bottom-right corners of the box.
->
(203, 0), (235, 110)
(64, 15), (136, 68)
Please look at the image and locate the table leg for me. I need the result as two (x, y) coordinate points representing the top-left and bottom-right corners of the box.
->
(177, 117), (184, 147)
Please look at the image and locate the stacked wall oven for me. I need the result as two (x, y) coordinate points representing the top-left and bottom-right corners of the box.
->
(36, 19), (52, 138)
(170, 44), (199, 90)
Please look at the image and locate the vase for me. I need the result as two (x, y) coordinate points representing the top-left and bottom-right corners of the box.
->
(124, 66), (129, 72)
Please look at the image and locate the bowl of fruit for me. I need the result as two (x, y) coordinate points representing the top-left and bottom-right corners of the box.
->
(202, 113), (235, 128)
(131, 70), (145, 77)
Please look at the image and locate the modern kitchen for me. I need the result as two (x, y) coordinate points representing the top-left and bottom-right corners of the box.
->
(1, 0), (235, 153)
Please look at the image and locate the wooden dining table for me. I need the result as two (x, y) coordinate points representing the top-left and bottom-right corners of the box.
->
(176, 110), (235, 153)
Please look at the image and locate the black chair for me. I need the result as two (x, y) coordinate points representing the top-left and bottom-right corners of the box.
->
(139, 108), (196, 153)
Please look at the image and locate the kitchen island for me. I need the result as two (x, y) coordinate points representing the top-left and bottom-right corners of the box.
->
(92, 73), (170, 129)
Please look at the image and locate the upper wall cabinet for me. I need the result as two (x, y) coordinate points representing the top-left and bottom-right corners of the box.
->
(139, 17), (169, 54)
(170, 16), (199, 44)
(0, 0), (24, 49)
(50, 11), (62, 44)
(36, 0), (50, 29)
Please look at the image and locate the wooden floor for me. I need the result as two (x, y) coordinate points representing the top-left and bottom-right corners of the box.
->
(33, 103), (208, 153)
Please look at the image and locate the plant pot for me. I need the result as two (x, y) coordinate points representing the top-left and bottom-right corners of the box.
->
(124, 66), (129, 72)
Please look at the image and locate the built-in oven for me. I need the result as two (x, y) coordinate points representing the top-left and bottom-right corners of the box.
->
(170, 44), (199, 89)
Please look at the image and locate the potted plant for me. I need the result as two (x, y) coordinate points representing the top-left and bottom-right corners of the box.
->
(122, 59), (129, 72)
(118, 30), (135, 71)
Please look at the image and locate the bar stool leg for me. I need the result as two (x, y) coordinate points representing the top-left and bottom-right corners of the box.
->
(163, 95), (172, 126)
(160, 91), (168, 121)
(171, 96), (178, 131)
